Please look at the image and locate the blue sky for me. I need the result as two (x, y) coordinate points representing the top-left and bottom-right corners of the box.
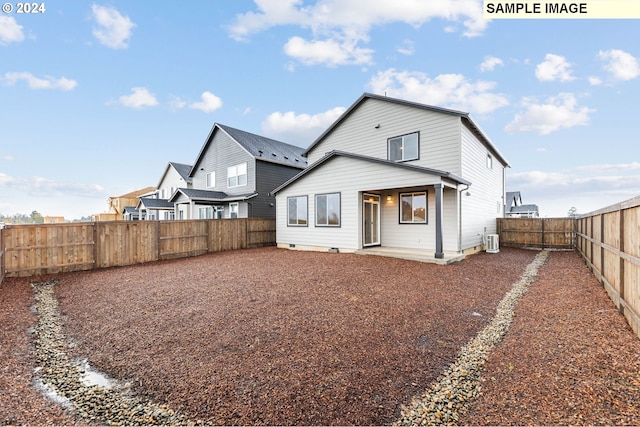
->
(1, 0), (639, 220)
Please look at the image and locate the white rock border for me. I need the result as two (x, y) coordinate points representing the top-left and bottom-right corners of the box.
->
(396, 250), (550, 426)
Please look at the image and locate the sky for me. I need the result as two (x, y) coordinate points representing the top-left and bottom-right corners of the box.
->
(1, 0), (639, 220)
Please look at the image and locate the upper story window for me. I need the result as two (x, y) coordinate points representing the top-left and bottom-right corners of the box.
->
(388, 132), (419, 162)
(487, 153), (493, 170)
(227, 163), (247, 187)
(206, 172), (215, 188)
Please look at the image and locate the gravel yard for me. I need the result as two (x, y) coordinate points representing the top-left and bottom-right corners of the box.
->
(1, 246), (639, 425)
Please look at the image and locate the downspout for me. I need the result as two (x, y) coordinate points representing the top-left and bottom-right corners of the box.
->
(458, 183), (470, 253)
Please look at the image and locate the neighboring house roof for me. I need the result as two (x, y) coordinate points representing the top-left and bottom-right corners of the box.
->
(271, 150), (472, 195)
(189, 123), (307, 176)
(506, 191), (522, 207)
(169, 188), (259, 203)
(157, 162), (193, 188)
(511, 204), (539, 214)
(112, 186), (156, 199)
(122, 206), (139, 214)
(137, 197), (175, 210)
(304, 93), (510, 168)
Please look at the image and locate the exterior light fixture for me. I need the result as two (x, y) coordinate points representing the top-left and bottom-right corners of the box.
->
(386, 195), (393, 202)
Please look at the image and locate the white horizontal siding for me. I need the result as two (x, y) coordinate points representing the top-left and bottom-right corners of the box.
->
(307, 98), (462, 175)
(276, 156), (459, 251)
(460, 125), (505, 249)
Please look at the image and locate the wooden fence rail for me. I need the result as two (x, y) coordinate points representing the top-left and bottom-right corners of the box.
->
(497, 217), (575, 249)
(0, 218), (275, 279)
(575, 196), (640, 339)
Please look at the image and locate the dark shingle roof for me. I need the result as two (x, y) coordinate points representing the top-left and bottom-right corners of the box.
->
(169, 188), (258, 203)
(138, 197), (174, 210)
(169, 162), (193, 183)
(217, 123), (307, 168)
(511, 204), (539, 213)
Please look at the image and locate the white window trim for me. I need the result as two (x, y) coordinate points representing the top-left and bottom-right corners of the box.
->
(399, 191), (428, 224)
(227, 163), (248, 188)
(206, 171), (216, 188)
(229, 202), (239, 218)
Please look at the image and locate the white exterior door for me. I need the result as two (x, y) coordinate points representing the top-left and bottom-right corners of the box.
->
(363, 194), (380, 247)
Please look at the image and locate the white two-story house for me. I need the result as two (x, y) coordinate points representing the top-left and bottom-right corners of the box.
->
(137, 162), (193, 220)
(272, 93), (509, 259)
(170, 123), (307, 220)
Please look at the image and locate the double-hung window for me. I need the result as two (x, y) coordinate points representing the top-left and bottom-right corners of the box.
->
(287, 196), (308, 226)
(388, 132), (419, 162)
(400, 191), (427, 223)
(227, 163), (247, 187)
(315, 193), (340, 226)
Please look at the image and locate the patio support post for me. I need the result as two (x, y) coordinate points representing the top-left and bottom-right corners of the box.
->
(434, 183), (444, 259)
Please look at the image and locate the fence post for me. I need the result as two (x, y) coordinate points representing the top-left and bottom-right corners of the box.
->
(92, 222), (99, 271)
(619, 209), (625, 314)
(541, 219), (545, 249)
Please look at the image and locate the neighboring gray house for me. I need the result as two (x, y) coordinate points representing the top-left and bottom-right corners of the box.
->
(505, 191), (539, 218)
(272, 93), (509, 259)
(137, 162), (193, 220)
(170, 123), (307, 219)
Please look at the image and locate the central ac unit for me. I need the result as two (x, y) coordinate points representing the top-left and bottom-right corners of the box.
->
(486, 234), (499, 253)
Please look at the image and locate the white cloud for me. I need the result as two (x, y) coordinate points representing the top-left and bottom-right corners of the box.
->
(535, 53), (575, 82)
(480, 56), (503, 72)
(2, 72), (78, 90)
(0, 172), (104, 197)
(574, 161), (640, 172)
(262, 106), (346, 146)
(283, 34), (374, 67)
(598, 49), (640, 81)
(507, 169), (640, 216)
(229, 0), (487, 66)
(505, 93), (594, 135)
(397, 39), (415, 56)
(0, 16), (24, 45)
(588, 76), (602, 86)
(118, 87), (158, 109)
(188, 91), (223, 113)
(1, 153), (15, 161)
(91, 4), (136, 49)
(368, 68), (509, 115)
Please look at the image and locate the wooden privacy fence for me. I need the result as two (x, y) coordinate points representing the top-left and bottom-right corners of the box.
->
(576, 196), (640, 339)
(497, 217), (575, 249)
(1, 218), (275, 279)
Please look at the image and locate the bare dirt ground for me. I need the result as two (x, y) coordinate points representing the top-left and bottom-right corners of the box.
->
(1, 247), (639, 426)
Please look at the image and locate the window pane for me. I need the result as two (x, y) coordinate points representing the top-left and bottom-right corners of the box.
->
(228, 176), (237, 187)
(288, 198), (297, 225)
(328, 194), (340, 225)
(316, 195), (327, 225)
(389, 138), (402, 161)
(401, 195), (413, 222)
(238, 163), (247, 175)
(413, 193), (426, 222)
(404, 133), (419, 160)
(238, 174), (247, 186)
(297, 197), (307, 225)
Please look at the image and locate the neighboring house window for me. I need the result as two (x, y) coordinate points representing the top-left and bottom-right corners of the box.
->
(227, 163), (247, 187)
(315, 193), (340, 227)
(206, 172), (215, 188)
(161, 189), (166, 199)
(199, 206), (213, 219)
(229, 202), (239, 218)
(388, 132), (419, 162)
(487, 154), (493, 169)
(163, 211), (175, 220)
(400, 192), (427, 223)
(287, 196), (308, 226)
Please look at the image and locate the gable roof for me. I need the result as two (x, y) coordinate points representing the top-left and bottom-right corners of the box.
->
(189, 123), (307, 176)
(304, 93), (510, 168)
(137, 197), (174, 210)
(506, 191), (522, 208)
(271, 150), (471, 195)
(168, 188), (258, 203)
(157, 162), (193, 188)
